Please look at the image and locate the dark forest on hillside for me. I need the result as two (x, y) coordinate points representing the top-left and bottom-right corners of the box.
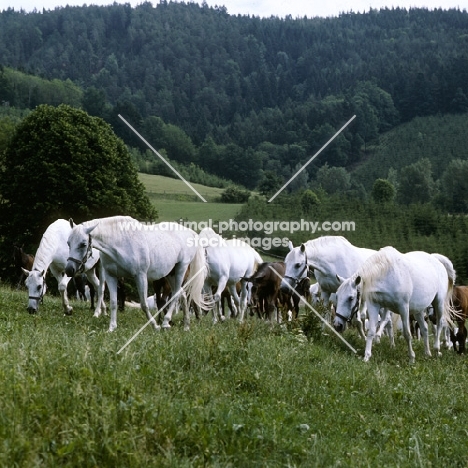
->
(1, 3), (468, 190)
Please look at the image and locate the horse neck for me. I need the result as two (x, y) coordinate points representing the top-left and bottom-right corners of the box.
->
(308, 240), (374, 277)
(83, 218), (128, 252)
(32, 242), (53, 273)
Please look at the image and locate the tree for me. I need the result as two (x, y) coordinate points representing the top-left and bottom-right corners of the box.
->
(397, 158), (435, 205)
(220, 187), (250, 204)
(438, 159), (468, 213)
(0, 104), (157, 258)
(315, 163), (351, 195)
(300, 189), (320, 214)
(82, 86), (108, 118)
(258, 171), (283, 198)
(371, 178), (395, 204)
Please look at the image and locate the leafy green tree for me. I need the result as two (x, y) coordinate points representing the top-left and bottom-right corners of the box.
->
(0, 115), (19, 154)
(371, 178), (395, 204)
(438, 159), (468, 213)
(300, 189), (320, 214)
(220, 187), (250, 204)
(82, 86), (108, 118)
(288, 163), (309, 193)
(315, 163), (351, 195)
(258, 171), (283, 198)
(397, 158), (435, 205)
(451, 87), (468, 114)
(0, 104), (157, 254)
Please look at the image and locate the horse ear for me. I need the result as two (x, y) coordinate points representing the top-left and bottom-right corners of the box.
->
(336, 274), (345, 284)
(300, 243), (306, 253)
(69, 218), (75, 229)
(40, 270), (45, 277)
(288, 240), (294, 251)
(84, 223), (98, 235)
(355, 276), (362, 286)
(21, 267), (30, 275)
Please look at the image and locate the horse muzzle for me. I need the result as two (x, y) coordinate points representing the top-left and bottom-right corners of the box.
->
(333, 318), (345, 333)
(27, 305), (38, 314)
(65, 263), (76, 277)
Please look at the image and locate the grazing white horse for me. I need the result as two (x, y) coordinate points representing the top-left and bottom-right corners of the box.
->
(66, 216), (209, 332)
(22, 219), (104, 316)
(281, 237), (376, 339)
(200, 228), (263, 323)
(334, 246), (456, 363)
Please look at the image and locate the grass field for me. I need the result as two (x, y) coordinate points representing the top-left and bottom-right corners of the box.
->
(139, 173), (244, 223)
(138, 173), (228, 201)
(1, 286), (468, 467)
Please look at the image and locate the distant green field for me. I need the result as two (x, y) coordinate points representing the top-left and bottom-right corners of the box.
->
(139, 173), (227, 201)
(150, 198), (243, 223)
(139, 173), (244, 223)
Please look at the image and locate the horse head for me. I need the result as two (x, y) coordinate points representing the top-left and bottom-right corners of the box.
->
(23, 268), (47, 314)
(280, 242), (309, 294)
(65, 221), (97, 277)
(333, 275), (361, 333)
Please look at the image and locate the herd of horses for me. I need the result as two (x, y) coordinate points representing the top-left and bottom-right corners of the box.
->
(14, 216), (468, 363)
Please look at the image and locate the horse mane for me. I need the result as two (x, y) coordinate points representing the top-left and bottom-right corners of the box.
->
(199, 227), (222, 241)
(306, 236), (351, 258)
(32, 219), (70, 272)
(354, 246), (400, 292)
(81, 216), (137, 240)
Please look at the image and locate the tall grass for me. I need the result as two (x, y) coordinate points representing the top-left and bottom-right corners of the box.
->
(1, 286), (467, 467)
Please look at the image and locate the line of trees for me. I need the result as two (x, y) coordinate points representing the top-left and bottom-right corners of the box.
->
(1, 4), (468, 189)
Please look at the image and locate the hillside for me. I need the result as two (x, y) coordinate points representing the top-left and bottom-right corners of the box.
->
(1, 4), (468, 189)
(351, 113), (468, 190)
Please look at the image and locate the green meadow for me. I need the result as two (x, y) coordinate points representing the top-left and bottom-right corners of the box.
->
(1, 287), (467, 467)
(139, 173), (243, 223)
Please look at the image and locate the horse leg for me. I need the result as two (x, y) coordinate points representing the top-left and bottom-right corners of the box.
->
(162, 289), (190, 331)
(363, 303), (381, 362)
(58, 273), (73, 315)
(86, 269), (105, 317)
(135, 274), (159, 331)
(384, 311), (395, 347)
(236, 280), (249, 323)
(413, 310), (431, 357)
(458, 322), (467, 354)
(398, 306), (416, 364)
(105, 275), (119, 332)
(376, 309), (395, 347)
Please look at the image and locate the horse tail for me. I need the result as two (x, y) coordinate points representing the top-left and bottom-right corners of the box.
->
(253, 249), (263, 270)
(432, 253), (459, 327)
(186, 245), (213, 310)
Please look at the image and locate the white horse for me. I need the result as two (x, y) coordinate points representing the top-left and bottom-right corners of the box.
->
(65, 216), (209, 332)
(22, 219), (104, 316)
(281, 237), (376, 339)
(200, 228), (263, 323)
(334, 246), (456, 363)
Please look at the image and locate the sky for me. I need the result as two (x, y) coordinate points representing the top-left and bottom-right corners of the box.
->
(3, 0), (467, 18)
